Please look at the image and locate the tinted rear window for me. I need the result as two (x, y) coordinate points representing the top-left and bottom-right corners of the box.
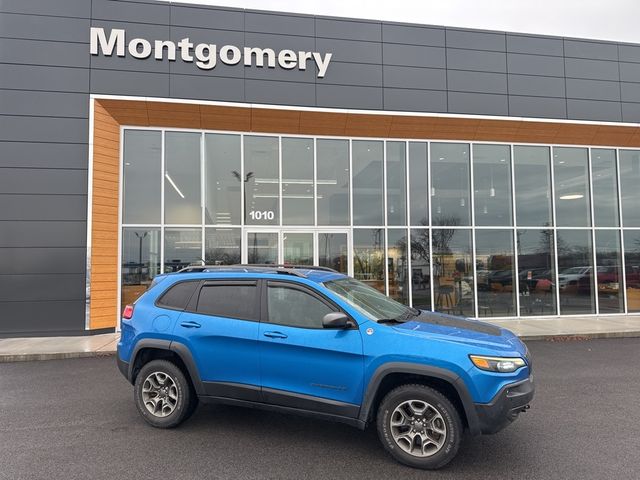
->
(156, 281), (199, 310)
(196, 283), (258, 321)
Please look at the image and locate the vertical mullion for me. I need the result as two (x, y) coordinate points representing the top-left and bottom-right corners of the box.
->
(588, 148), (599, 314)
(348, 139), (354, 278)
(313, 137), (318, 227)
(383, 140), (389, 296)
(428, 141), (434, 311)
(201, 132), (205, 265)
(240, 134), (246, 264)
(279, 136), (283, 229)
(406, 142), (413, 307)
(160, 129), (165, 274)
(469, 143), (478, 318)
(616, 148), (627, 313)
(510, 143), (520, 318)
(549, 146), (561, 316)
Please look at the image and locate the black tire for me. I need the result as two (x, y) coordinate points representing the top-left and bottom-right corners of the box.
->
(134, 359), (196, 428)
(376, 384), (462, 470)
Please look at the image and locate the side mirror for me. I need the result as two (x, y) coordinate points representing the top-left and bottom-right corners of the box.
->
(322, 312), (351, 329)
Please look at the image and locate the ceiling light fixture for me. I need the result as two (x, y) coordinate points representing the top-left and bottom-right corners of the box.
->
(165, 172), (185, 198)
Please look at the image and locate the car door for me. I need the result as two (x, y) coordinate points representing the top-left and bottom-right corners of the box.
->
(175, 279), (261, 401)
(259, 280), (364, 418)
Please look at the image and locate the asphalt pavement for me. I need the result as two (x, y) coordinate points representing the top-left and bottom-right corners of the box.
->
(1, 338), (639, 480)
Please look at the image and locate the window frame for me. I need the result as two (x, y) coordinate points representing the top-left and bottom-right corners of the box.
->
(155, 279), (201, 312)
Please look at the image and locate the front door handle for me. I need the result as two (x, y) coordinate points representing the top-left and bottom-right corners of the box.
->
(180, 320), (201, 329)
(263, 331), (288, 339)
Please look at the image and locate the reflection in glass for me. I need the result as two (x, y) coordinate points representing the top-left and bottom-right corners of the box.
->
(123, 130), (161, 224)
(205, 228), (240, 265)
(386, 142), (407, 226)
(475, 230), (516, 316)
(619, 150), (640, 227)
(283, 232), (313, 265)
(553, 147), (591, 227)
(205, 134), (241, 225)
(121, 228), (160, 312)
(352, 141), (384, 226)
(247, 232), (278, 264)
(595, 230), (623, 313)
(557, 230), (595, 314)
(431, 143), (471, 226)
(282, 138), (314, 225)
(317, 139), (349, 226)
(432, 229), (474, 316)
(353, 229), (385, 292)
(473, 144), (512, 226)
(514, 146), (552, 226)
(410, 229), (431, 310)
(318, 233), (348, 273)
(165, 132), (201, 224)
(409, 142), (429, 226)
(591, 149), (619, 227)
(387, 229), (409, 304)
(517, 229), (556, 316)
(164, 229), (202, 272)
(244, 136), (279, 225)
(624, 230), (640, 312)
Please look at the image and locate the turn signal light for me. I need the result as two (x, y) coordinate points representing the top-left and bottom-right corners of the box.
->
(123, 304), (134, 320)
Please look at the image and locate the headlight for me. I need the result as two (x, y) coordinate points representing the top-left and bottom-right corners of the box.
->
(469, 355), (526, 373)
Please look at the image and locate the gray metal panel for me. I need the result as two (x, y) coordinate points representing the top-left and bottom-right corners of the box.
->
(383, 66), (446, 90)
(622, 102), (640, 122)
(315, 18), (381, 42)
(567, 99), (622, 122)
(0, 64), (90, 93)
(0, 13), (89, 43)
(448, 91), (509, 115)
(619, 44), (640, 64)
(508, 74), (565, 98)
(447, 70), (507, 94)
(90, 69), (170, 97)
(0, 38), (89, 68)
(245, 79), (316, 107)
(0, 221), (86, 247)
(0, 168), (87, 195)
(243, 33), (316, 83)
(169, 74), (244, 102)
(0, 0), (90, 17)
(316, 84), (383, 109)
(0, 116), (88, 143)
(383, 43), (446, 69)
(0, 142), (88, 169)
(245, 32), (315, 52)
(315, 38), (382, 64)
(0, 247), (86, 274)
(0, 274), (85, 302)
(566, 78), (620, 102)
(383, 88), (447, 113)
(245, 11), (314, 37)
(0, 301), (85, 335)
(318, 62), (382, 87)
(446, 28), (505, 52)
(0, 194), (86, 221)
(170, 4), (244, 30)
(382, 23), (444, 47)
(565, 58), (619, 81)
(0, 90), (89, 118)
(619, 62), (640, 82)
(508, 95), (567, 119)
(564, 40), (618, 61)
(92, 0), (169, 24)
(447, 48), (506, 73)
(621, 83), (640, 103)
(507, 53), (565, 77)
(506, 34), (564, 56)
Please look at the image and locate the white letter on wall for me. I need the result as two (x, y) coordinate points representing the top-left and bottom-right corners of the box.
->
(90, 27), (125, 57)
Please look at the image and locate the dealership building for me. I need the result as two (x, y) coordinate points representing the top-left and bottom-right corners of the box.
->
(2, 0), (640, 337)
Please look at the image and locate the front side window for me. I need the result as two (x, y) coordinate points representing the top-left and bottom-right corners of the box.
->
(196, 283), (258, 321)
(267, 283), (334, 329)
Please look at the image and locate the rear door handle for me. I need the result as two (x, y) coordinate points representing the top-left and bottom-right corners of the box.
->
(263, 331), (287, 339)
(180, 320), (201, 329)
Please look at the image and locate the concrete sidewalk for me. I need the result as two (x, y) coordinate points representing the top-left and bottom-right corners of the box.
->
(1, 315), (640, 362)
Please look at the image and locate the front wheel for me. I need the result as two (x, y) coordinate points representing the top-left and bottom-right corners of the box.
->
(376, 384), (462, 469)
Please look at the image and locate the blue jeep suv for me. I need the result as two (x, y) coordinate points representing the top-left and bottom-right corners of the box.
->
(117, 265), (533, 470)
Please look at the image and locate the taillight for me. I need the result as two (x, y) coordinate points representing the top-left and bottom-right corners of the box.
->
(123, 304), (134, 320)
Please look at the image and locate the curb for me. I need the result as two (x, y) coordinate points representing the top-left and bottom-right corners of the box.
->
(520, 331), (640, 341)
(0, 350), (116, 363)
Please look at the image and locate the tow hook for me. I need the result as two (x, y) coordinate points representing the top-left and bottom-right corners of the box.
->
(520, 405), (531, 413)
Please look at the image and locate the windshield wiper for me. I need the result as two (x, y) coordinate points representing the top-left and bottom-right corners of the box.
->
(377, 318), (402, 324)
(378, 308), (420, 324)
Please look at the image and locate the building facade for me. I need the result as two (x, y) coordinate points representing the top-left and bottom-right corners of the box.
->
(2, 0), (640, 336)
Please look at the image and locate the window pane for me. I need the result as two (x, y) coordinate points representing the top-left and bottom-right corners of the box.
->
(283, 232), (313, 265)
(473, 144), (512, 226)
(165, 132), (201, 224)
(410, 229), (431, 310)
(353, 229), (385, 293)
(247, 232), (278, 264)
(475, 230), (516, 316)
(624, 230), (640, 312)
(317, 139), (349, 226)
(387, 142), (407, 226)
(352, 141), (383, 225)
(121, 228), (160, 312)
(553, 147), (591, 227)
(318, 233), (348, 273)
(388, 229), (409, 304)
(517, 229), (557, 316)
(157, 281), (199, 310)
(267, 285), (333, 328)
(432, 229), (474, 316)
(244, 136), (279, 225)
(204, 134), (241, 225)
(619, 150), (640, 227)
(514, 146), (552, 227)
(595, 230), (623, 313)
(197, 284), (258, 321)
(431, 143), (471, 226)
(164, 229), (202, 272)
(557, 230), (595, 314)
(123, 130), (161, 224)
(409, 142), (429, 226)
(282, 137), (314, 225)
(205, 228), (240, 265)
(591, 149), (619, 227)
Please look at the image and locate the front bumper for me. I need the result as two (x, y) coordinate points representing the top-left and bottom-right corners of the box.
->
(474, 375), (535, 435)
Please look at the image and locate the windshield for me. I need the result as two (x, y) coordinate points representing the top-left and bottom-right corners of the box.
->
(324, 278), (415, 322)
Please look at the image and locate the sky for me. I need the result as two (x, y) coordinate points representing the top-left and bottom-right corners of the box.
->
(162, 0), (640, 44)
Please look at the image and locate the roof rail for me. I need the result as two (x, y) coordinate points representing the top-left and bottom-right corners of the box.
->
(176, 264), (338, 277)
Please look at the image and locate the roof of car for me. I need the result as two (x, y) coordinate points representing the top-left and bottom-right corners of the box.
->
(164, 264), (346, 284)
